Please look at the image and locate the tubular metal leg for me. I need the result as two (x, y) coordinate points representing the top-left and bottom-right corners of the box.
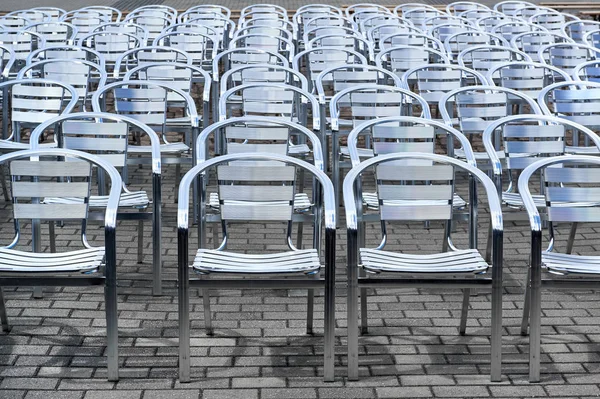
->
(0, 287), (9, 332)
(529, 262), (542, 382)
(521, 268), (531, 336)
(49, 222), (56, 253)
(306, 289), (314, 335)
(178, 247), (191, 383)
(0, 165), (9, 201)
(459, 289), (470, 336)
(105, 278), (119, 381)
(485, 223), (493, 263)
(175, 163), (181, 203)
(360, 287), (368, 335)
(203, 289), (213, 335)
(137, 217), (144, 264)
(566, 222), (578, 254)
(347, 257), (359, 381)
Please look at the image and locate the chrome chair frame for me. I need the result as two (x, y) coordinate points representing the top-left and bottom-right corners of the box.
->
(177, 153), (336, 382)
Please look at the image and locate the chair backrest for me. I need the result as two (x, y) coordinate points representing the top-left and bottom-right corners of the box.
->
(583, 29), (600, 49)
(447, 1), (490, 16)
(487, 61), (571, 99)
(316, 64), (402, 104)
(494, 1), (535, 15)
(484, 115), (600, 176)
(79, 6), (122, 22)
(153, 31), (216, 70)
(221, 64), (308, 95)
(0, 31), (46, 62)
(562, 20), (600, 43)
(229, 34), (294, 62)
(26, 45), (105, 69)
(458, 45), (532, 74)
(0, 16), (31, 30)
(366, 22), (420, 47)
(0, 45), (15, 79)
(379, 32), (444, 52)
(376, 45), (450, 78)
(439, 85), (541, 137)
(79, 31), (142, 64)
(113, 46), (192, 79)
(26, 22), (78, 45)
(61, 10), (112, 40)
(212, 48), (289, 85)
(489, 21), (544, 42)
(93, 22), (149, 43)
(7, 10), (51, 23)
(31, 7), (67, 21)
(0, 79), (79, 134)
(538, 81), (600, 130)
(511, 31), (574, 63)
(330, 85), (431, 130)
(402, 8), (444, 30)
(444, 31), (509, 60)
(346, 116), (476, 168)
(539, 43), (600, 75)
(529, 10), (566, 33)
(402, 64), (488, 104)
(293, 48), (368, 86)
(17, 59), (106, 105)
(573, 60), (600, 82)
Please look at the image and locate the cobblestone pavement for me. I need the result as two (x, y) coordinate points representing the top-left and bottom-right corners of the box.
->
(0, 0), (593, 12)
(0, 152), (599, 399)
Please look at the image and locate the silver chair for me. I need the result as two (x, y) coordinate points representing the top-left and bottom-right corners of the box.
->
(573, 59), (600, 81)
(486, 61), (571, 100)
(113, 46), (192, 80)
(518, 155), (600, 382)
(376, 45), (450, 79)
(0, 148), (121, 381)
(510, 31), (574, 63)
(177, 153), (336, 382)
(538, 42), (600, 76)
(344, 152), (504, 381)
(457, 45), (532, 75)
(26, 45), (106, 71)
(26, 21), (78, 45)
(30, 112), (163, 295)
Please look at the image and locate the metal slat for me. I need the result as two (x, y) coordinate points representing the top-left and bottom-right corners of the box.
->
(380, 204), (452, 220)
(546, 167), (600, 183)
(374, 142), (434, 154)
(62, 121), (128, 136)
(547, 206), (600, 222)
(221, 204), (292, 221)
(217, 165), (295, 181)
(377, 164), (454, 180)
(219, 185), (294, 201)
(378, 184), (453, 201)
(225, 126), (289, 140)
(13, 203), (88, 219)
(11, 160), (91, 177)
(12, 182), (89, 197)
(547, 187), (600, 202)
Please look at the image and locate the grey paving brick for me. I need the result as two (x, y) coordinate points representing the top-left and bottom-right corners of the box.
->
(202, 390), (258, 399)
(376, 387), (432, 398)
(84, 391), (142, 399)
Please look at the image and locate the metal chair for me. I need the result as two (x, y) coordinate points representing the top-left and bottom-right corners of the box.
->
(60, 10), (112, 41)
(378, 31), (445, 53)
(583, 28), (600, 50)
(494, 0), (536, 15)
(490, 20), (546, 42)
(26, 45), (105, 70)
(344, 152), (504, 381)
(517, 154), (600, 381)
(229, 33), (295, 64)
(177, 152), (336, 382)
(0, 30), (46, 75)
(538, 81), (600, 154)
(78, 31), (142, 74)
(0, 148), (121, 381)
(93, 22), (149, 44)
(30, 112), (163, 295)
(528, 10), (569, 33)
(330, 85), (431, 208)
(31, 7), (67, 21)
(92, 81), (202, 199)
(562, 20), (600, 43)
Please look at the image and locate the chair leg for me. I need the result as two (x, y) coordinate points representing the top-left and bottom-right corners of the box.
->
(105, 280), (119, 381)
(49, 222), (56, 253)
(485, 222), (493, 263)
(175, 164), (181, 203)
(0, 164), (9, 201)
(459, 289), (470, 336)
(306, 289), (314, 335)
(203, 289), (213, 335)
(566, 222), (578, 254)
(360, 287), (368, 335)
(529, 266), (542, 382)
(0, 287), (10, 332)
(137, 217), (144, 264)
(521, 268), (531, 336)
(347, 262), (359, 381)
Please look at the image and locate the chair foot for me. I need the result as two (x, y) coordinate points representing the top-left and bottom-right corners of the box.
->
(0, 288), (9, 332)
(33, 287), (43, 299)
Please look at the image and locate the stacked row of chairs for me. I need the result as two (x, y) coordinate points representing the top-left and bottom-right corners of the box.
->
(0, 0), (598, 386)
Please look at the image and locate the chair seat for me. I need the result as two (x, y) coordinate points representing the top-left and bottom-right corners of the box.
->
(543, 251), (600, 275)
(566, 145), (600, 155)
(288, 143), (310, 155)
(502, 192), (546, 208)
(362, 192), (467, 210)
(0, 247), (105, 273)
(455, 148), (505, 160)
(45, 191), (150, 208)
(340, 146), (374, 158)
(209, 192), (311, 210)
(360, 248), (489, 274)
(127, 143), (189, 154)
(193, 248), (321, 274)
